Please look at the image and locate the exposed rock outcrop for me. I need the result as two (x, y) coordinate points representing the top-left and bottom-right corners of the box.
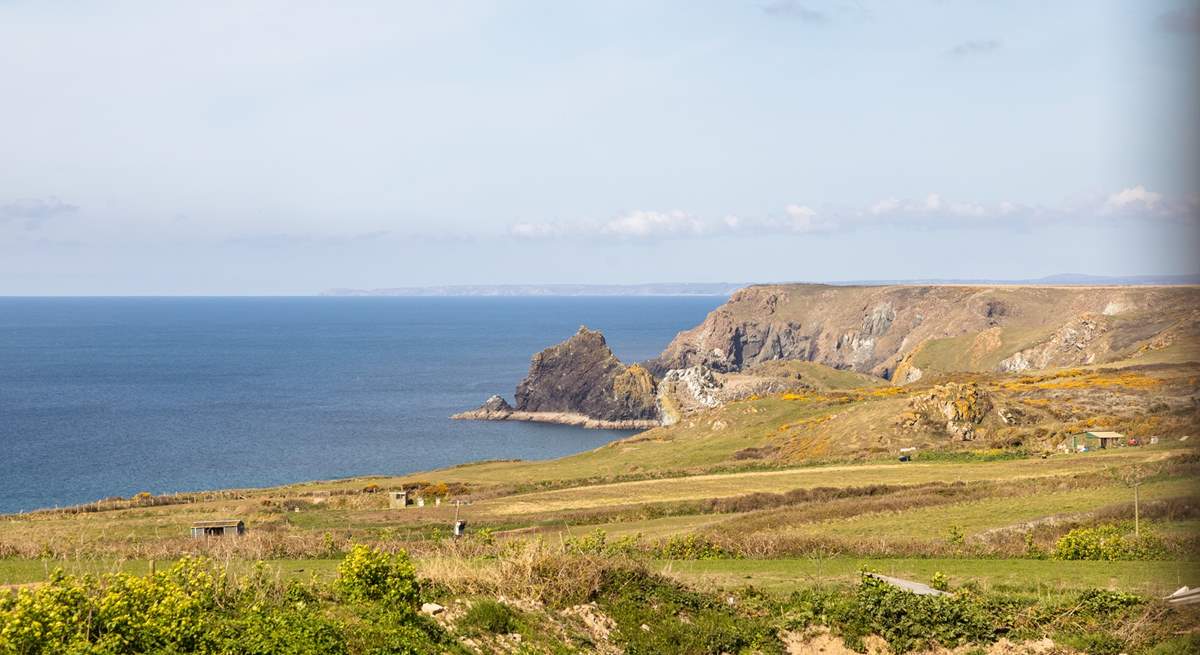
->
(998, 317), (1108, 372)
(657, 365), (723, 425)
(898, 383), (993, 440)
(662, 366), (722, 409)
(452, 395), (514, 420)
(650, 284), (1200, 379)
(515, 326), (659, 422)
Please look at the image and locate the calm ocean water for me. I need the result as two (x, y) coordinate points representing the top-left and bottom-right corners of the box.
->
(0, 297), (723, 514)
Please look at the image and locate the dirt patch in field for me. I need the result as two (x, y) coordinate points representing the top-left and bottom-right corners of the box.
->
(781, 629), (1070, 654)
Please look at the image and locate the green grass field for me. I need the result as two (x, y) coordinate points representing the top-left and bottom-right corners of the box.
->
(661, 558), (1200, 598)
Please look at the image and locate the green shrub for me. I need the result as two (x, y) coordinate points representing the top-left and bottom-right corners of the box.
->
(459, 599), (518, 635)
(1074, 588), (1143, 613)
(335, 544), (421, 607)
(223, 607), (348, 655)
(565, 528), (610, 555)
(564, 528), (642, 556)
(1143, 634), (1200, 655)
(597, 568), (778, 654)
(348, 609), (449, 655)
(1057, 630), (1125, 655)
(1053, 523), (1167, 560)
(834, 574), (997, 653)
(653, 534), (733, 560)
(0, 556), (447, 655)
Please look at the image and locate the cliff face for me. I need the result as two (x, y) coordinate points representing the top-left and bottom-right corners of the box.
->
(514, 326), (660, 422)
(649, 284), (1200, 379)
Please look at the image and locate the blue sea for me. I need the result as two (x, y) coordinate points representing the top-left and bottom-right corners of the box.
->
(0, 297), (723, 514)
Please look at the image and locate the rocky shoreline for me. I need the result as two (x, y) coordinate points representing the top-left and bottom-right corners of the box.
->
(450, 395), (659, 430)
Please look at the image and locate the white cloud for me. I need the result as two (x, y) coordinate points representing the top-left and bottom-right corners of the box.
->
(507, 186), (1196, 241)
(869, 198), (899, 215)
(783, 204), (821, 231)
(599, 210), (709, 238)
(1104, 185), (1162, 211)
(510, 221), (568, 238)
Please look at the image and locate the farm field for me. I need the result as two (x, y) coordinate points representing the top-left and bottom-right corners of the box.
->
(2, 364), (1198, 653)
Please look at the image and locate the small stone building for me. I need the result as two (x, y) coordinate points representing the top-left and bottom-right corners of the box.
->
(190, 519), (245, 538)
(389, 490), (409, 509)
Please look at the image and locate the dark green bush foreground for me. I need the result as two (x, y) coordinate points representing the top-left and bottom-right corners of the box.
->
(1, 546), (1196, 654)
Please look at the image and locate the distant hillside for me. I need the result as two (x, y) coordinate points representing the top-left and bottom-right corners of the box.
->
(827, 274), (1200, 286)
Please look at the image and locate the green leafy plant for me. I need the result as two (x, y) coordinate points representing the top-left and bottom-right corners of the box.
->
(653, 534), (733, 560)
(1053, 523), (1167, 560)
(459, 599), (518, 635)
(335, 544), (421, 608)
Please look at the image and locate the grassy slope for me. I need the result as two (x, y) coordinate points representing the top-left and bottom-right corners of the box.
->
(742, 360), (882, 390)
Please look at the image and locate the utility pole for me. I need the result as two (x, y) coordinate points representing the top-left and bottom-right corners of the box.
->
(1134, 482), (1140, 539)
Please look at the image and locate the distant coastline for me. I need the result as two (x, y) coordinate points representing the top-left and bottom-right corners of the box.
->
(321, 283), (747, 297)
(321, 274), (1199, 297)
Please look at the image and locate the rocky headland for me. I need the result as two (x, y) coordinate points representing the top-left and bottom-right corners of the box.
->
(452, 327), (662, 429)
(455, 284), (1200, 430)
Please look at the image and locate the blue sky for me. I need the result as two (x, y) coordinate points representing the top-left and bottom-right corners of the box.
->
(1, 0), (1197, 294)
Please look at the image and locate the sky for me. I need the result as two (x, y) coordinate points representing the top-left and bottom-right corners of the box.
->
(1, 0), (1198, 295)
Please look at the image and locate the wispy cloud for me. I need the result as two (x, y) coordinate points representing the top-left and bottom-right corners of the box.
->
(508, 186), (1198, 241)
(762, 1), (828, 23)
(947, 39), (1002, 57)
(0, 197), (79, 228)
(1156, 7), (1200, 35)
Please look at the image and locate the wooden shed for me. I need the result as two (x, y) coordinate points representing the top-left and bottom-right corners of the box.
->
(1070, 431), (1125, 451)
(190, 519), (245, 538)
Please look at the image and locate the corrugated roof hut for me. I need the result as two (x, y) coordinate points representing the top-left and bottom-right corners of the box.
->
(190, 519), (245, 538)
(1069, 431), (1125, 451)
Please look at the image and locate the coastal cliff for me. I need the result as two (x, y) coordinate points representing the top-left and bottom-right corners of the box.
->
(455, 283), (1200, 429)
(648, 284), (1200, 379)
